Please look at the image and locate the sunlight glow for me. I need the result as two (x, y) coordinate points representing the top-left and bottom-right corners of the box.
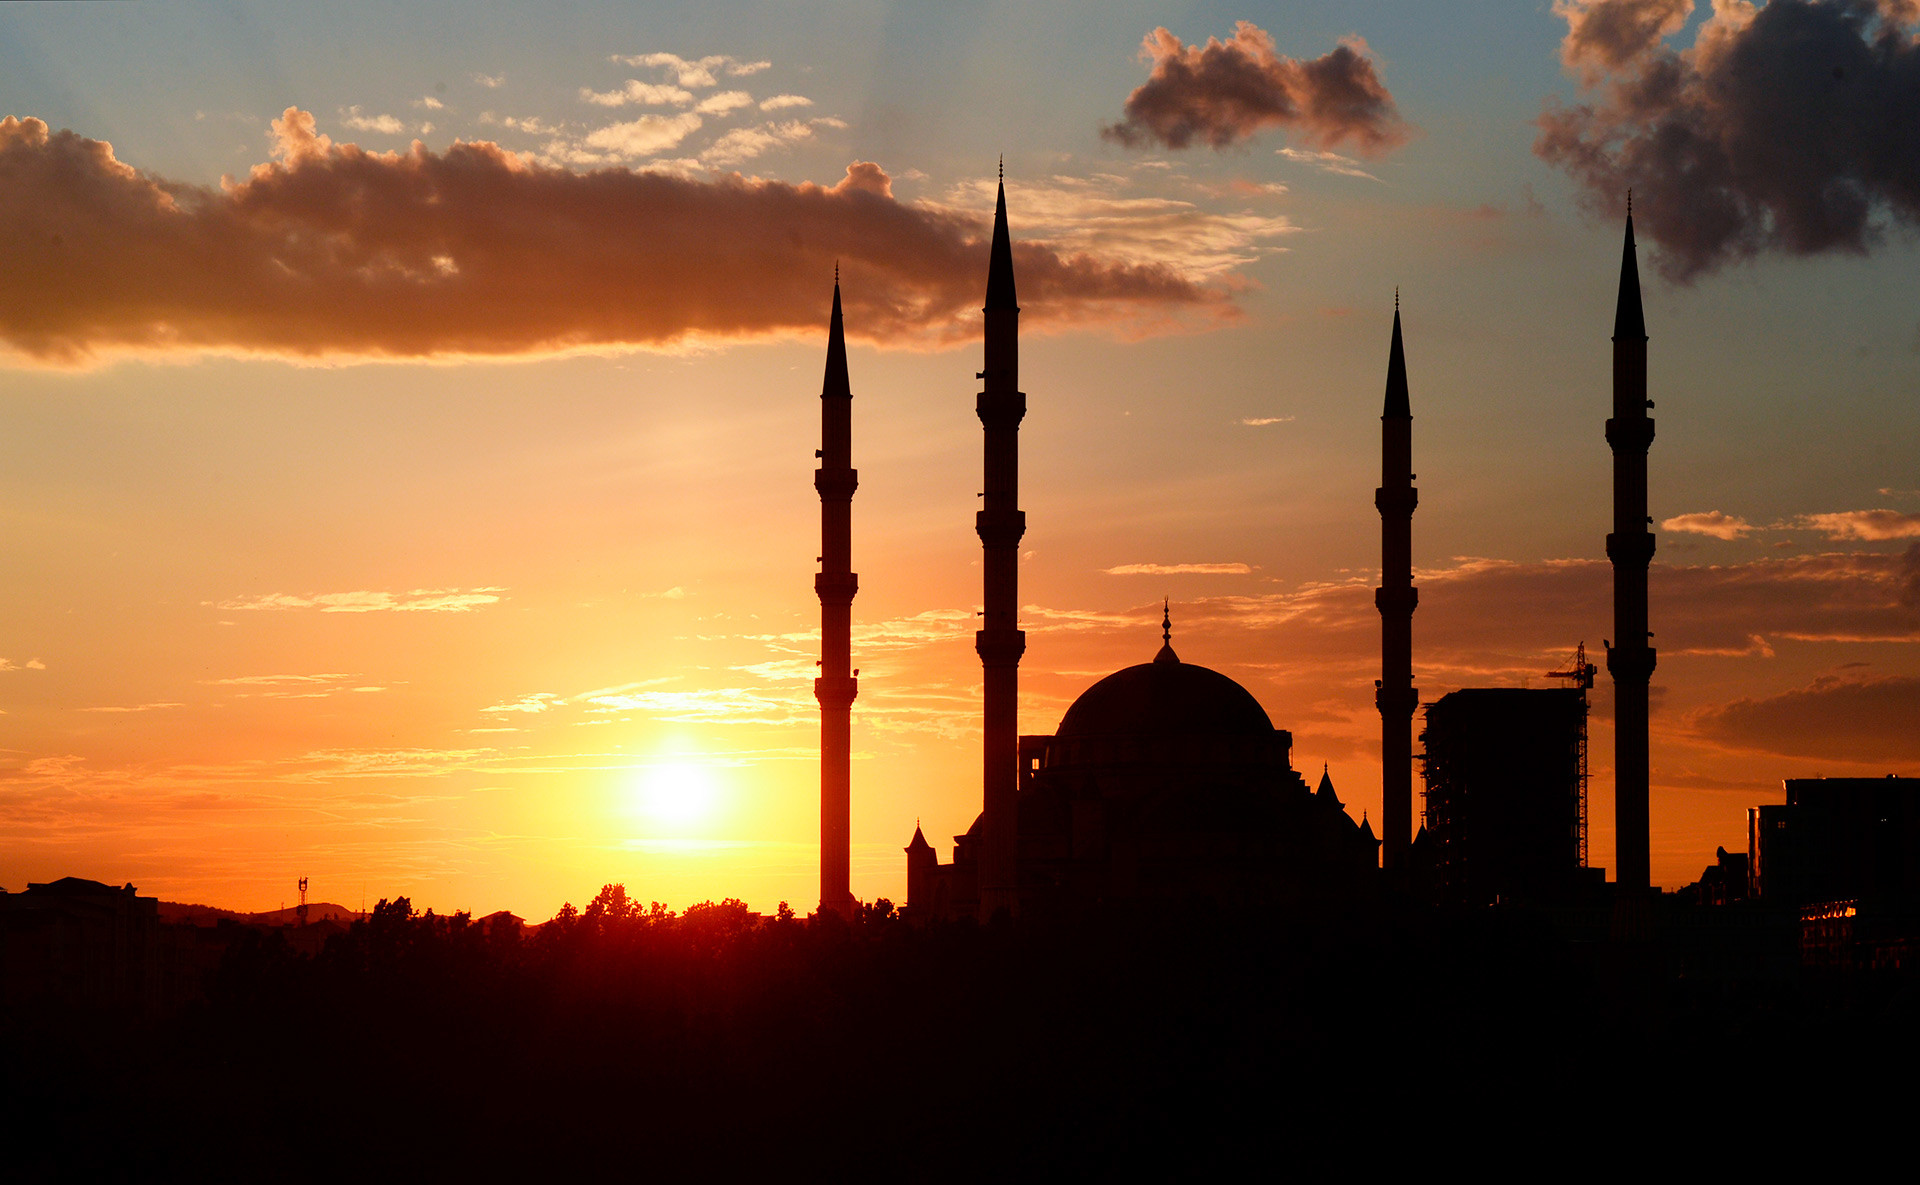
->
(633, 759), (722, 830)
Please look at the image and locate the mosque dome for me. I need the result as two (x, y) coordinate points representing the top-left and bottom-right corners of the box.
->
(1045, 610), (1286, 775)
(1055, 654), (1275, 740)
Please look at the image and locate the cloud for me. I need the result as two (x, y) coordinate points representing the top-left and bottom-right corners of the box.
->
(0, 112), (1228, 361)
(581, 81), (696, 108)
(0, 658), (45, 672)
(217, 588), (505, 613)
(339, 107), (406, 135)
(1103, 22), (1409, 154)
(1693, 672), (1920, 759)
(933, 172), (1298, 281)
(584, 686), (811, 725)
(1275, 146), (1382, 182)
(1536, 0), (1920, 280)
(1789, 509), (1920, 540)
(1102, 562), (1254, 575)
(613, 53), (769, 88)
(1554, 0), (1693, 79)
(1239, 415), (1295, 426)
(759, 94), (813, 111)
(699, 119), (829, 166)
(695, 91), (755, 116)
(1662, 510), (1755, 539)
(205, 672), (385, 700)
(79, 702), (185, 713)
(473, 73), (505, 88)
(1205, 550), (1918, 675)
(483, 693), (566, 714)
(580, 112), (705, 157)
(481, 114), (563, 135)
(297, 747), (498, 778)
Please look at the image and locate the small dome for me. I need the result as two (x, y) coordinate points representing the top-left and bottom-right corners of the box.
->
(1056, 659), (1275, 740)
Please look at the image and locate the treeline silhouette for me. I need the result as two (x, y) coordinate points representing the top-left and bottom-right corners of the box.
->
(9, 886), (1920, 1178)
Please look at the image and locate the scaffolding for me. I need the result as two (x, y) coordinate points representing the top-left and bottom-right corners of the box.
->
(1545, 644), (1596, 868)
(1419, 685), (1589, 906)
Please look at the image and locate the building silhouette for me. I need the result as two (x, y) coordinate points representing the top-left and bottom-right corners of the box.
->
(1375, 296), (1417, 871)
(1417, 689), (1601, 907)
(908, 610), (1378, 918)
(901, 184), (1380, 918)
(814, 273), (858, 918)
(1606, 206), (1656, 895)
(1749, 777), (1920, 907)
(0, 877), (166, 1011)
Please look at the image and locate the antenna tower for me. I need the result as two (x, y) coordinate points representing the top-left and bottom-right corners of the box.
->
(296, 876), (309, 927)
(1546, 643), (1598, 867)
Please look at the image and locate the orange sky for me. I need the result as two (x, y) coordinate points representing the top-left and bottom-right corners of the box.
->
(2, 2), (1915, 916)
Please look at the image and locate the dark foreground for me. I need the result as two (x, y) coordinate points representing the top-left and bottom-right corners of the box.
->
(8, 890), (1918, 1180)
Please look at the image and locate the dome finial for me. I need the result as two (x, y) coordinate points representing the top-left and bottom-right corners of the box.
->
(1154, 599), (1178, 664)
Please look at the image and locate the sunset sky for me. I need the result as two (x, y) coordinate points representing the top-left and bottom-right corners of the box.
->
(2, 1), (1915, 916)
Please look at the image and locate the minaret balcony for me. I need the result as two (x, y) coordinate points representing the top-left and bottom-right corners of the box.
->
(975, 508), (1027, 547)
(1374, 486), (1419, 515)
(813, 468), (859, 498)
(975, 390), (1027, 427)
(975, 628), (1027, 666)
(1603, 417), (1656, 452)
(1374, 586), (1419, 614)
(1373, 684), (1419, 717)
(1603, 643), (1658, 681)
(814, 674), (859, 709)
(1603, 532), (1656, 566)
(814, 572), (859, 603)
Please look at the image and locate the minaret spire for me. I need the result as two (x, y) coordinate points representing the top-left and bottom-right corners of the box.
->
(1375, 297), (1418, 871)
(986, 176), (1017, 312)
(976, 168), (1026, 918)
(1614, 206), (1646, 341)
(1155, 599), (1178, 664)
(1606, 206), (1655, 897)
(815, 272), (859, 917)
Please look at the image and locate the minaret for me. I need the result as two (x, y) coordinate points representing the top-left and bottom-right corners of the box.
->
(1605, 203), (1655, 894)
(976, 167), (1026, 918)
(814, 271), (858, 918)
(1375, 294), (1418, 870)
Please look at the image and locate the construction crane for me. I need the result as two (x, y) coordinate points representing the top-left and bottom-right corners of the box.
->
(296, 876), (309, 927)
(1546, 643), (1597, 868)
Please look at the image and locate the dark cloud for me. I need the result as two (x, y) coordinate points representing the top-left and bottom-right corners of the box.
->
(1103, 22), (1408, 154)
(1036, 550), (1917, 697)
(1693, 672), (1920, 759)
(0, 110), (1221, 363)
(1536, 1), (1920, 280)
(1901, 542), (1920, 610)
(1791, 509), (1920, 539)
(994, 548), (1920, 778)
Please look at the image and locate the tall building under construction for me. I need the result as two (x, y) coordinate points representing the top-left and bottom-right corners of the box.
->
(1419, 688), (1595, 907)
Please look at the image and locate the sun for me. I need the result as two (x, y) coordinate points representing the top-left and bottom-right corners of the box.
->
(634, 759), (720, 829)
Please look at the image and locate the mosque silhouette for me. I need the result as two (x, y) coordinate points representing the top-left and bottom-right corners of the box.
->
(807, 174), (1646, 920)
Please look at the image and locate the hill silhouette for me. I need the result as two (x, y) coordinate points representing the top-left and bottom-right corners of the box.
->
(158, 900), (359, 927)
